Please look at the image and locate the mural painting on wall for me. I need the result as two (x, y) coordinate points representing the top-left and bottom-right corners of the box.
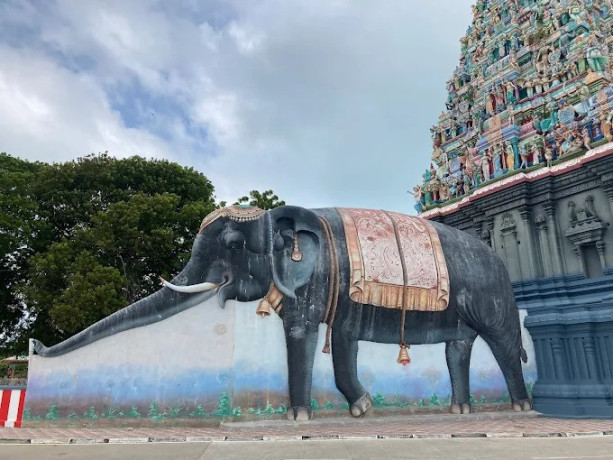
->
(26, 205), (535, 423)
(414, 0), (613, 213)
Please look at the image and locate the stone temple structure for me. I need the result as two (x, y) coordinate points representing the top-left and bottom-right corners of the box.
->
(415, 0), (613, 417)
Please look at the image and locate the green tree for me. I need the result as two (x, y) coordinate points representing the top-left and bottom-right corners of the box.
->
(234, 189), (285, 210)
(32, 153), (215, 240)
(22, 192), (213, 343)
(0, 154), (46, 352)
(1, 153), (217, 353)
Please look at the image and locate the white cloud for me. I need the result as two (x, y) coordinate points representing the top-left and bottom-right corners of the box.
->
(227, 23), (264, 55)
(0, 45), (170, 162)
(194, 93), (241, 144)
(0, 0), (473, 211)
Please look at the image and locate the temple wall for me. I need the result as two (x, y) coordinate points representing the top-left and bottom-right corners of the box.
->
(427, 146), (613, 418)
(24, 297), (537, 423)
(482, 186), (613, 280)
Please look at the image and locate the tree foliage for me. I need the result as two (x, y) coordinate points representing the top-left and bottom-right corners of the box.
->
(1, 153), (217, 355)
(0, 154), (46, 347)
(234, 189), (286, 210)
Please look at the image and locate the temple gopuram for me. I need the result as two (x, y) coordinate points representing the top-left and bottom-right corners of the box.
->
(416, 0), (613, 418)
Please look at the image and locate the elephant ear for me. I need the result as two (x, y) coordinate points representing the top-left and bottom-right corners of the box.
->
(268, 206), (321, 299)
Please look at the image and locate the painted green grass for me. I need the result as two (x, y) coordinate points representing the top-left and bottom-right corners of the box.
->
(25, 383), (534, 422)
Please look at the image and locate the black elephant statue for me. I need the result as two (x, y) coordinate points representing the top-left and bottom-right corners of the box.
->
(33, 205), (532, 421)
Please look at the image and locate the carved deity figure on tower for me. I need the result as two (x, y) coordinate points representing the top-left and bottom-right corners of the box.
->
(505, 141), (515, 171)
(481, 149), (492, 181)
(505, 81), (517, 106)
(519, 145), (529, 169)
(412, 185), (424, 212)
(600, 111), (613, 141)
(462, 169), (472, 195)
(531, 143), (541, 165)
(582, 126), (592, 150)
(429, 164), (441, 202)
(586, 34), (609, 72)
(493, 144), (503, 175)
(544, 144), (554, 168)
(484, 91), (493, 115)
(536, 46), (551, 75)
(495, 85), (506, 111)
(464, 158), (474, 181)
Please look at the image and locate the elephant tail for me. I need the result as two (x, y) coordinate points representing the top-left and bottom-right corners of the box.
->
(520, 345), (528, 363)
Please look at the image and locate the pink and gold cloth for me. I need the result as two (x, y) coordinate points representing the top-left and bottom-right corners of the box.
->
(337, 208), (450, 312)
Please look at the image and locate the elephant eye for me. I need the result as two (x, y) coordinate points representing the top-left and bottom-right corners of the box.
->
(221, 228), (245, 250)
(228, 241), (243, 250)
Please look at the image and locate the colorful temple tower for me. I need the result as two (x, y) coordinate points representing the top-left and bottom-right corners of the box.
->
(415, 0), (612, 211)
(417, 0), (613, 418)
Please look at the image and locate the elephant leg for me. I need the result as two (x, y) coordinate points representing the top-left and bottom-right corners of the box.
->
(446, 338), (475, 414)
(482, 334), (531, 411)
(284, 322), (319, 421)
(332, 331), (372, 417)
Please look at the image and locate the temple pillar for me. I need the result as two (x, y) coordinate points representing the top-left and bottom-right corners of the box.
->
(499, 213), (522, 280)
(583, 336), (599, 381)
(484, 217), (496, 250)
(550, 337), (567, 381)
(519, 206), (538, 279)
(535, 213), (552, 276)
(602, 178), (613, 217)
(572, 244), (584, 273)
(596, 241), (607, 269)
(544, 201), (563, 275)
(480, 223), (491, 247)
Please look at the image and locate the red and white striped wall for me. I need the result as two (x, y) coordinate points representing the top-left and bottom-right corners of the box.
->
(0, 388), (27, 428)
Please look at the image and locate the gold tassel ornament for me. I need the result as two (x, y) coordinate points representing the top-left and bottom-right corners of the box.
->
(397, 344), (411, 366)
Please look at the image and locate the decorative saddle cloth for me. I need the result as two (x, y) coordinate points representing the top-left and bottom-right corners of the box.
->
(338, 208), (450, 312)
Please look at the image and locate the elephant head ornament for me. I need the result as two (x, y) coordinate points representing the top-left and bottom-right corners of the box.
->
(33, 205), (532, 421)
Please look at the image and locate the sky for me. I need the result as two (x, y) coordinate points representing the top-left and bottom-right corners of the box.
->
(0, 0), (473, 213)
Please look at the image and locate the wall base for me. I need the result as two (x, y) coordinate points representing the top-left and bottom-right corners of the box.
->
(532, 383), (613, 418)
(518, 273), (613, 420)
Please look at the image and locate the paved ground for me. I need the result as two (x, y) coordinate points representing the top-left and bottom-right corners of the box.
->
(1, 411), (613, 444)
(2, 438), (613, 460)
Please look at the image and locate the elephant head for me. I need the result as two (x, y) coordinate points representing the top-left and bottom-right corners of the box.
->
(163, 205), (323, 303)
(33, 205), (325, 357)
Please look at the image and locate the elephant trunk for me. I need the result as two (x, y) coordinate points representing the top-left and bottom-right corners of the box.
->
(32, 261), (216, 358)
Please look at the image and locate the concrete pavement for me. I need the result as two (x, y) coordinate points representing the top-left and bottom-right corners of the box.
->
(1, 411), (613, 445)
(2, 437), (613, 460)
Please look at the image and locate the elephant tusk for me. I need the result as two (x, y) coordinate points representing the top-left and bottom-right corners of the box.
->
(159, 277), (219, 293)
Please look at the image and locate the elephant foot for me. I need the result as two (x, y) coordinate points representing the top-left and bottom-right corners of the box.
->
(350, 393), (373, 418)
(512, 399), (532, 412)
(450, 403), (472, 415)
(287, 406), (312, 422)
